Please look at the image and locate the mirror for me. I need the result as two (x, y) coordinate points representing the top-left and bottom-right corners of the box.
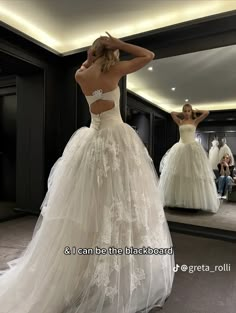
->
(127, 44), (236, 232)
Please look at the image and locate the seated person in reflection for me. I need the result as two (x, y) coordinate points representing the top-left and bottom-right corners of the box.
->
(217, 153), (234, 197)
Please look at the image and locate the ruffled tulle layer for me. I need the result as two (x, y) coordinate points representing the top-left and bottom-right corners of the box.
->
(209, 146), (219, 170)
(0, 122), (175, 313)
(159, 141), (220, 212)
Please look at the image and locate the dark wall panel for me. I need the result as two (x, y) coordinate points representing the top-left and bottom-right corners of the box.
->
(0, 93), (17, 200)
(16, 73), (44, 212)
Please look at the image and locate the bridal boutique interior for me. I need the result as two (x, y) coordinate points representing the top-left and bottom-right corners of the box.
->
(127, 45), (236, 235)
(1, 1), (236, 313)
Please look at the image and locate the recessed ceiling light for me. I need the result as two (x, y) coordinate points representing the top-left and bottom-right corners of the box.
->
(171, 87), (176, 91)
(148, 67), (153, 71)
(185, 99), (189, 102)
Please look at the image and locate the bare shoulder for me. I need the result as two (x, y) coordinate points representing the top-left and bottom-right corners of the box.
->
(75, 69), (119, 95)
(75, 69), (86, 85)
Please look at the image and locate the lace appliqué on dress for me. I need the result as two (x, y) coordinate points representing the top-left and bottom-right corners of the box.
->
(91, 252), (146, 302)
(92, 89), (103, 99)
(87, 133), (146, 187)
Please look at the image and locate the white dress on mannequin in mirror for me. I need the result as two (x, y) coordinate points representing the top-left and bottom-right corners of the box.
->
(0, 86), (175, 313)
(219, 139), (235, 165)
(209, 139), (220, 170)
(159, 124), (220, 212)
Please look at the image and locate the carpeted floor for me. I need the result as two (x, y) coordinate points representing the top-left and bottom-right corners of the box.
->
(0, 216), (236, 313)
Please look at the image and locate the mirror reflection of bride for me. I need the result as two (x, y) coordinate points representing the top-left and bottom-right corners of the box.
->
(159, 103), (220, 213)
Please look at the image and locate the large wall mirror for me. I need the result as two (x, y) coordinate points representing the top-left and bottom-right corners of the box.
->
(127, 44), (236, 234)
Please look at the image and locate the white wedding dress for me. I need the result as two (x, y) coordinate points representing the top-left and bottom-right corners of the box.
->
(209, 139), (219, 170)
(0, 86), (175, 313)
(159, 124), (220, 212)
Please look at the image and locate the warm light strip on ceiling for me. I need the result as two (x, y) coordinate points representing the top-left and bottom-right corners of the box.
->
(68, 0), (236, 52)
(0, 5), (61, 49)
(128, 88), (236, 112)
(1, 1), (236, 53)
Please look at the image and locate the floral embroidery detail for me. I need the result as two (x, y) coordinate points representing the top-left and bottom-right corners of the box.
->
(110, 199), (124, 222)
(91, 253), (147, 301)
(92, 89), (103, 98)
(130, 264), (146, 293)
(92, 258), (110, 284)
(86, 127), (149, 187)
(87, 198), (167, 302)
(87, 145), (96, 168)
(86, 134), (121, 187)
(105, 286), (117, 302)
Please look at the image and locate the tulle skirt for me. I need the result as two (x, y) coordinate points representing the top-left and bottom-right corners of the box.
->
(159, 140), (220, 212)
(209, 146), (219, 170)
(0, 122), (175, 313)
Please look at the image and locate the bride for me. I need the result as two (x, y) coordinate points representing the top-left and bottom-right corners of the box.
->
(0, 32), (175, 313)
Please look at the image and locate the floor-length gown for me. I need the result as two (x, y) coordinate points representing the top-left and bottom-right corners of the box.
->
(0, 86), (175, 313)
(159, 124), (220, 213)
(209, 139), (219, 170)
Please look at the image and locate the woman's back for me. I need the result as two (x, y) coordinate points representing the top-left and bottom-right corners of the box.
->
(75, 32), (155, 96)
(76, 62), (119, 95)
(76, 62), (121, 115)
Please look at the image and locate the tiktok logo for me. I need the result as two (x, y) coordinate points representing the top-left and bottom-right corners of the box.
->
(173, 264), (180, 272)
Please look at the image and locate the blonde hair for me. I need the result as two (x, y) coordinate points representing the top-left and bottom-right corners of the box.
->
(91, 37), (119, 72)
(182, 103), (196, 119)
(222, 153), (232, 165)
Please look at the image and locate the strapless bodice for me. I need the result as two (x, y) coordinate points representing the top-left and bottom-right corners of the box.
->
(179, 124), (196, 144)
(85, 86), (124, 130)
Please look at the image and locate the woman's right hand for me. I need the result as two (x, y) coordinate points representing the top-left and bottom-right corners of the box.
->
(99, 32), (123, 50)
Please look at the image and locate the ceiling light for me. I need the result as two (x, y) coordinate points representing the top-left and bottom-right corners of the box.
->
(185, 99), (189, 102)
(148, 67), (153, 71)
(0, 5), (61, 49)
(171, 87), (176, 91)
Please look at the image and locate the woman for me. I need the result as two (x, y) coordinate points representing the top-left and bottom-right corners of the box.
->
(0, 33), (175, 313)
(217, 153), (234, 198)
(159, 103), (220, 213)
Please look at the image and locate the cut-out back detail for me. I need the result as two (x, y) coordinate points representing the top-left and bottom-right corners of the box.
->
(85, 86), (124, 130)
(85, 86), (119, 116)
(85, 86), (119, 103)
(90, 100), (115, 115)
